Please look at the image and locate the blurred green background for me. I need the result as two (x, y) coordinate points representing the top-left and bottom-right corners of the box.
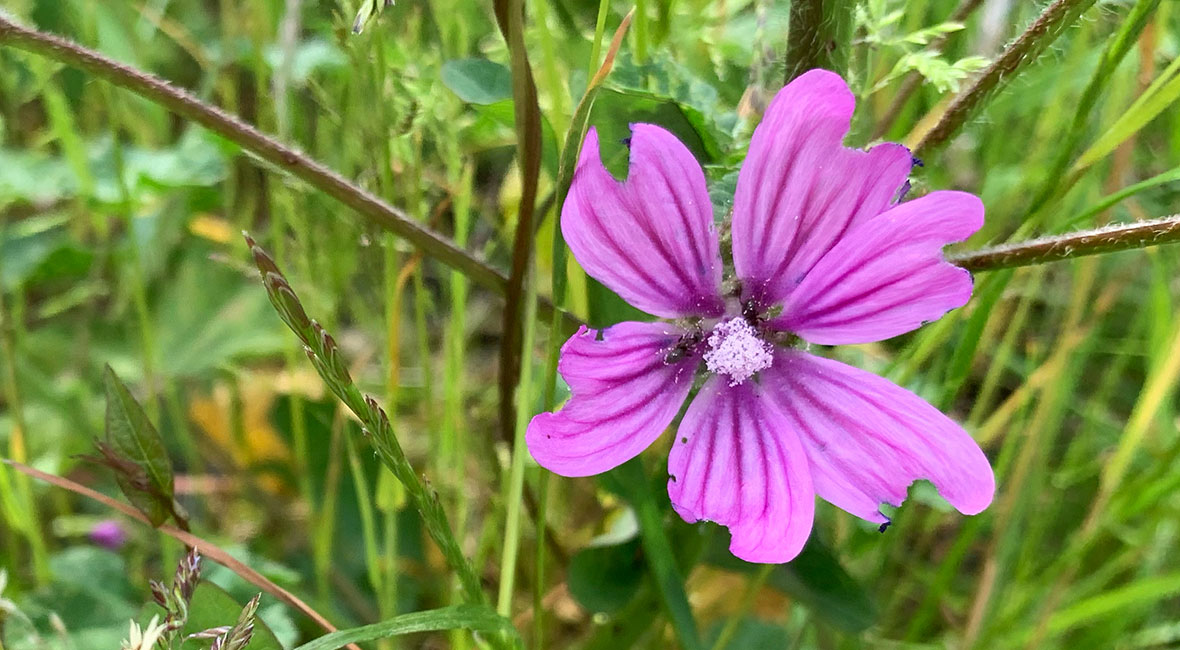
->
(1, 0), (1180, 648)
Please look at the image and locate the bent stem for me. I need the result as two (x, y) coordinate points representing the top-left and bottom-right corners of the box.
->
(870, 0), (986, 140)
(0, 14), (577, 332)
(912, 0), (1098, 157)
(951, 214), (1180, 272)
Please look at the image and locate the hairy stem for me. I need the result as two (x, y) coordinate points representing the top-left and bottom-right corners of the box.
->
(0, 15), (577, 331)
(913, 0), (1098, 157)
(784, 0), (854, 84)
(951, 215), (1180, 272)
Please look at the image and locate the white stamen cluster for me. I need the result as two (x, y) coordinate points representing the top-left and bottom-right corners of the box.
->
(703, 318), (773, 386)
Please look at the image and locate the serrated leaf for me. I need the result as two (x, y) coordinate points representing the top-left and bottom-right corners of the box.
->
(441, 58), (513, 105)
(103, 364), (175, 526)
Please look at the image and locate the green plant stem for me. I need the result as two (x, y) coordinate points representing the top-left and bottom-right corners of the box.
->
(0, 15), (577, 331)
(784, 0), (854, 84)
(951, 214), (1180, 272)
(531, 471), (551, 647)
(497, 267), (538, 617)
(587, 0), (613, 79)
(614, 459), (703, 650)
(913, 0), (1098, 157)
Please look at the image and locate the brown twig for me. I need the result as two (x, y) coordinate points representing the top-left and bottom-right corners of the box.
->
(494, 0), (545, 446)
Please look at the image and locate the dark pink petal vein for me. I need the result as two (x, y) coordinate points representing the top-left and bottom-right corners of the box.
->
(731, 69), (913, 310)
(668, 376), (815, 563)
(561, 125), (725, 319)
(764, 350), (994, 524)
(526, 322), (697, 477)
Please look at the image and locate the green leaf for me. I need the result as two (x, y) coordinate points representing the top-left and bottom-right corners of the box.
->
(568, 538), (644, 614)
(469, 100), (561, 178)
(102, 364), (175, 526)
(1045, 573), (1180, 636)
(152, 249), (289, 377)
(179, 583), (282, 650)
(705, 533), (877, 633)
(588, 87), (721, 177)
(292, 606), (519, 650)
(441, 58), (514, 105)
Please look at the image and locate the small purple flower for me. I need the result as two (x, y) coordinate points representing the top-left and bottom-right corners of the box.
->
(90, 519), (127, 550)
(526, 70), (995, 563)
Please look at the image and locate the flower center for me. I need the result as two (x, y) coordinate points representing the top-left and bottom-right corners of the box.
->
(702, 318), (773, 386)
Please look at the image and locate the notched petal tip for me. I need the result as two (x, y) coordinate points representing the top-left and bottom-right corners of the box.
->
(561, 124), (725, 319)
(764, 350), (995, 526)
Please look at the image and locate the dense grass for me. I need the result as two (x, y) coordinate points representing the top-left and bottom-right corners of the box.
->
(1, 0), (1179, 648)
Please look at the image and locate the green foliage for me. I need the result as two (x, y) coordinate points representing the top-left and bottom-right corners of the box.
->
(99, 365), (176, 526)
(441, 58), (514, 105)
(567, 537), (645, 614)
(857, 0), (990, 93)
(1, 0), (1180, 649)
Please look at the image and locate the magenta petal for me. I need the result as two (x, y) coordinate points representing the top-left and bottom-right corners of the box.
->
(731, 69), (913, 309)
(526, 322), (696, 477)
(774, 190), (983, 345)
(668, 376), (815, 563)
(764, 350), (994, 523)
(561, 126), (725, 318)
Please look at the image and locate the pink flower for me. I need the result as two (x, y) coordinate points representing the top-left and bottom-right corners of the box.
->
(526, 70), (995, 563)
(90, 519), (128, 550)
